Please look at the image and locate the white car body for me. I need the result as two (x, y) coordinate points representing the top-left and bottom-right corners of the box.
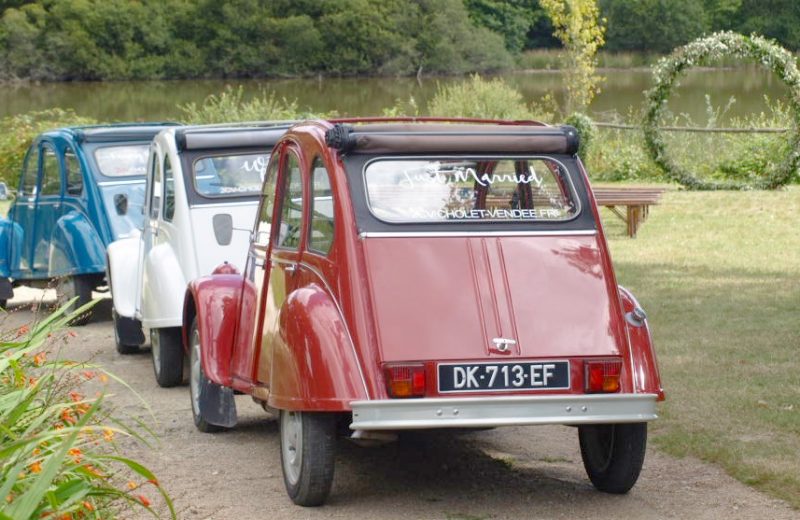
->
(107, 123), (290, 386)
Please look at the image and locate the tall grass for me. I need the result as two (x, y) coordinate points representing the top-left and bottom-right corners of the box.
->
(1, 301), (175, 519)
(178, 85), (322, 124)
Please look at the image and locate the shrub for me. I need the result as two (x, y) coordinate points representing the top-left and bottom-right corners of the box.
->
(1, 302), (175, 518)
(178, 85), (319, 124)
(0, 109), (97, 186)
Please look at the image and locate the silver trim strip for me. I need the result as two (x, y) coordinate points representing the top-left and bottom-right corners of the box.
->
(359, 230), (597, 239)
(350, 393), (658, 430)
(188, 200), (259, 209)
(97, 180), (145, 186)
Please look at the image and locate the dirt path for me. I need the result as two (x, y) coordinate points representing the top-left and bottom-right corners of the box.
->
(5, 292), (798, 520)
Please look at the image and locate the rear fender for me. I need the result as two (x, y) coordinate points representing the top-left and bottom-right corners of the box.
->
(106, 236), (140, 318)
(619, 285), (665, 400)
(0, 217), (23, 278)
(50, 212), (106, 275)
(182, 274), (243, 387)
(269, 284), (368, 411)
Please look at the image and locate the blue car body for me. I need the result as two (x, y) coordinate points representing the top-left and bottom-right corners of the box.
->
(0, 123), (178, 302)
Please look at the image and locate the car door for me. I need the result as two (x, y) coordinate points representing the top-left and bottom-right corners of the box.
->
(135, 148), (161, 317)
(229, 152), (280, 386)
(254, 147), (306, 390)
(31, 142), (64, 275)
(9, 143), (41, 276)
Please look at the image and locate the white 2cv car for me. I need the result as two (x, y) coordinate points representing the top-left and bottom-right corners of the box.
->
(107, 123), (291, 386)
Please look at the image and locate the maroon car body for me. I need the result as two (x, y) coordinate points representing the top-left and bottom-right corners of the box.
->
(183, 118), (664, 506)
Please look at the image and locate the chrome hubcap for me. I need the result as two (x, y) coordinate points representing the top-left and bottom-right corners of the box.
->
(190, 329), (201, 417)
(281, 411), (303, 486)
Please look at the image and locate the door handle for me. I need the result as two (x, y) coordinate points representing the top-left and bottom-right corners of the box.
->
(284, 264), (297, 274)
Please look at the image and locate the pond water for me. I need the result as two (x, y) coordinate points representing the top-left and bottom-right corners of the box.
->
(0, 67), (790, 125)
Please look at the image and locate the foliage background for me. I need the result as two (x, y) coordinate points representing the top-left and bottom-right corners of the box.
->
(1, 0), (799, 81)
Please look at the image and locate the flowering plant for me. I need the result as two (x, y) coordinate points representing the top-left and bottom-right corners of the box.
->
(643, 32), (800, 190)
(1, 301), (175, 519)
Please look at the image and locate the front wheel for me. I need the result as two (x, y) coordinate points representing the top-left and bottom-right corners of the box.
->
(151, 327), (184, 387)
(280, 410), (336, 507)
(579, 422), (647, 494)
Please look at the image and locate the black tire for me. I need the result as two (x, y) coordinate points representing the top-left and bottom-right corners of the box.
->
(0, 299), (6, 309)
(579, 422), (647, 494)
(151, 327), (184, 387)
(55, 275), (94, 326)
(189, 319), (227, 433)
(279, 410), (336, 507)
(113, 309), (144, 354)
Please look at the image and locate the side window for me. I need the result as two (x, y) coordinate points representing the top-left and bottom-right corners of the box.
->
(254, 155), (279, 247)
(163, 154), (175, 222)
(20, 145), (39, 197)
(40, 146), (61, 196)
(275, 153), (303, 250)
(149, 151), (162, 219)
(308, 157), (335, 255)
(65, 149), (83, 196)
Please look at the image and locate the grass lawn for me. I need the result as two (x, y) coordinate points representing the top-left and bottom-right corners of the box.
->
(599, 185), (799, 508)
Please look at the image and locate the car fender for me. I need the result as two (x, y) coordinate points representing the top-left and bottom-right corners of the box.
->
(107, 236), (141, 318)
(140, 243), (186, 328)
(0, 217), (22, 278)
(269, 283), (368, 412)
(182, 273), (243, 387)
(619, 285), (665, 400)
(49, 211), (106, 276)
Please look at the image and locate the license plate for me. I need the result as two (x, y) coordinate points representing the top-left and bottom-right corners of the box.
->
(438, 360), (570, 393)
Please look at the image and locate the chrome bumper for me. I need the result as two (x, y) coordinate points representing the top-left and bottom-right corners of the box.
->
(350, 393), (658, 431)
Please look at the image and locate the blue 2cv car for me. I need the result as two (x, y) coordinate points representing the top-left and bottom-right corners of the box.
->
(0, 123), (177, 323)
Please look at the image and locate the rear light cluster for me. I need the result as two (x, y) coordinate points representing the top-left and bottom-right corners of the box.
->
(584, 358), (622, 393)
(384, 364), (425, 398)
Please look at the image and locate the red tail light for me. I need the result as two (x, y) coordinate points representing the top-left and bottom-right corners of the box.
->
(384, 364), (426, 398)
(585, 358), (623, 393)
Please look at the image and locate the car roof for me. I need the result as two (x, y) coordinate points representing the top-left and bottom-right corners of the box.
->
(172, 121), (297, 151)
(41, 123), (181, 144)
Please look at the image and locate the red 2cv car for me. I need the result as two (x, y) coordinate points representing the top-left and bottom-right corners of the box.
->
(183, 118), (664, 506)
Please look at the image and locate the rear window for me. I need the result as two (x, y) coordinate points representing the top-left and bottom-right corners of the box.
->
(94, 145), (149, 177)
(364, 158), (579, 223)
(193, 153), (269, 197)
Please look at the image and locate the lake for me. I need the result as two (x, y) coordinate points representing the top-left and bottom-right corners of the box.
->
(0, 67), (790, 125)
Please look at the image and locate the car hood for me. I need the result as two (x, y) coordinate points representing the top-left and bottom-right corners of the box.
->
(363, 234), (626, 363)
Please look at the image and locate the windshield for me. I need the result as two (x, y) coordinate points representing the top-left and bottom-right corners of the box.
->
(193, 153), (269, 197)
(99, 182), (145, 238)
(93, 145), (149, 177)
(364, 158), (579, 223)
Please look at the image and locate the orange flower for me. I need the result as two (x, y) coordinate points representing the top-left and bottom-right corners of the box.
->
(102, 428), (115, 442)
(16, 324), (30, 337)
(68, 448), (82, 463)
(98, 373), (109, 383)
(127, 481), (138, 490)
(5, 494), (13, 503)
(82, 501), (94, 512)
(54, 423), (64, 431)
(32, 448), (41, 456)
(75, 403), (90, 415)
(29, 461), (42, 474)
(33, 352), (46, 366)
(69, 391), (83, 403)
(81, 371), (95, 380)
(147, 478), (159, 487)
(59, 513), (72, 520)
(28, 377), (38, 387)
(82, 465), (104, 478)
(68, 330), (77, 338)
(137, 495), (151, 507)
(61, 409), (76, 425)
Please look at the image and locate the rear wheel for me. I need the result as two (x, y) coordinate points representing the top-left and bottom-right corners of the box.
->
(151, 327), (184, 387)
(279, 410), (336, 507)
(55, 275), (94, 325)
(189, 319), (228, 433)
(579, 422), (647, 494)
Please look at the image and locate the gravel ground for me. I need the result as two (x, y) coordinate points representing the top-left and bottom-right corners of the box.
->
(5, 290), (798, 520)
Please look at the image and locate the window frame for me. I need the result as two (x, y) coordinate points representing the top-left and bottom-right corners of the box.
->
(39, 144), (62, 197)
(307, 156), (335, 256)
(273, 149), (305, 252)
(64, 147), (84, 197)
(20, 144), (40, 198)
(162, 153), (176, 222)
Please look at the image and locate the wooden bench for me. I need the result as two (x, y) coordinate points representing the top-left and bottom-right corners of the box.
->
(592, 187), (666, 238)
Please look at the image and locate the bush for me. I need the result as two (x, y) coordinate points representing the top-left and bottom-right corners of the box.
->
(0, 109), (97, 186)
(425, 74), (557, 122)
(178, 85), (315, 124)
(1, 301), (174, 518)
